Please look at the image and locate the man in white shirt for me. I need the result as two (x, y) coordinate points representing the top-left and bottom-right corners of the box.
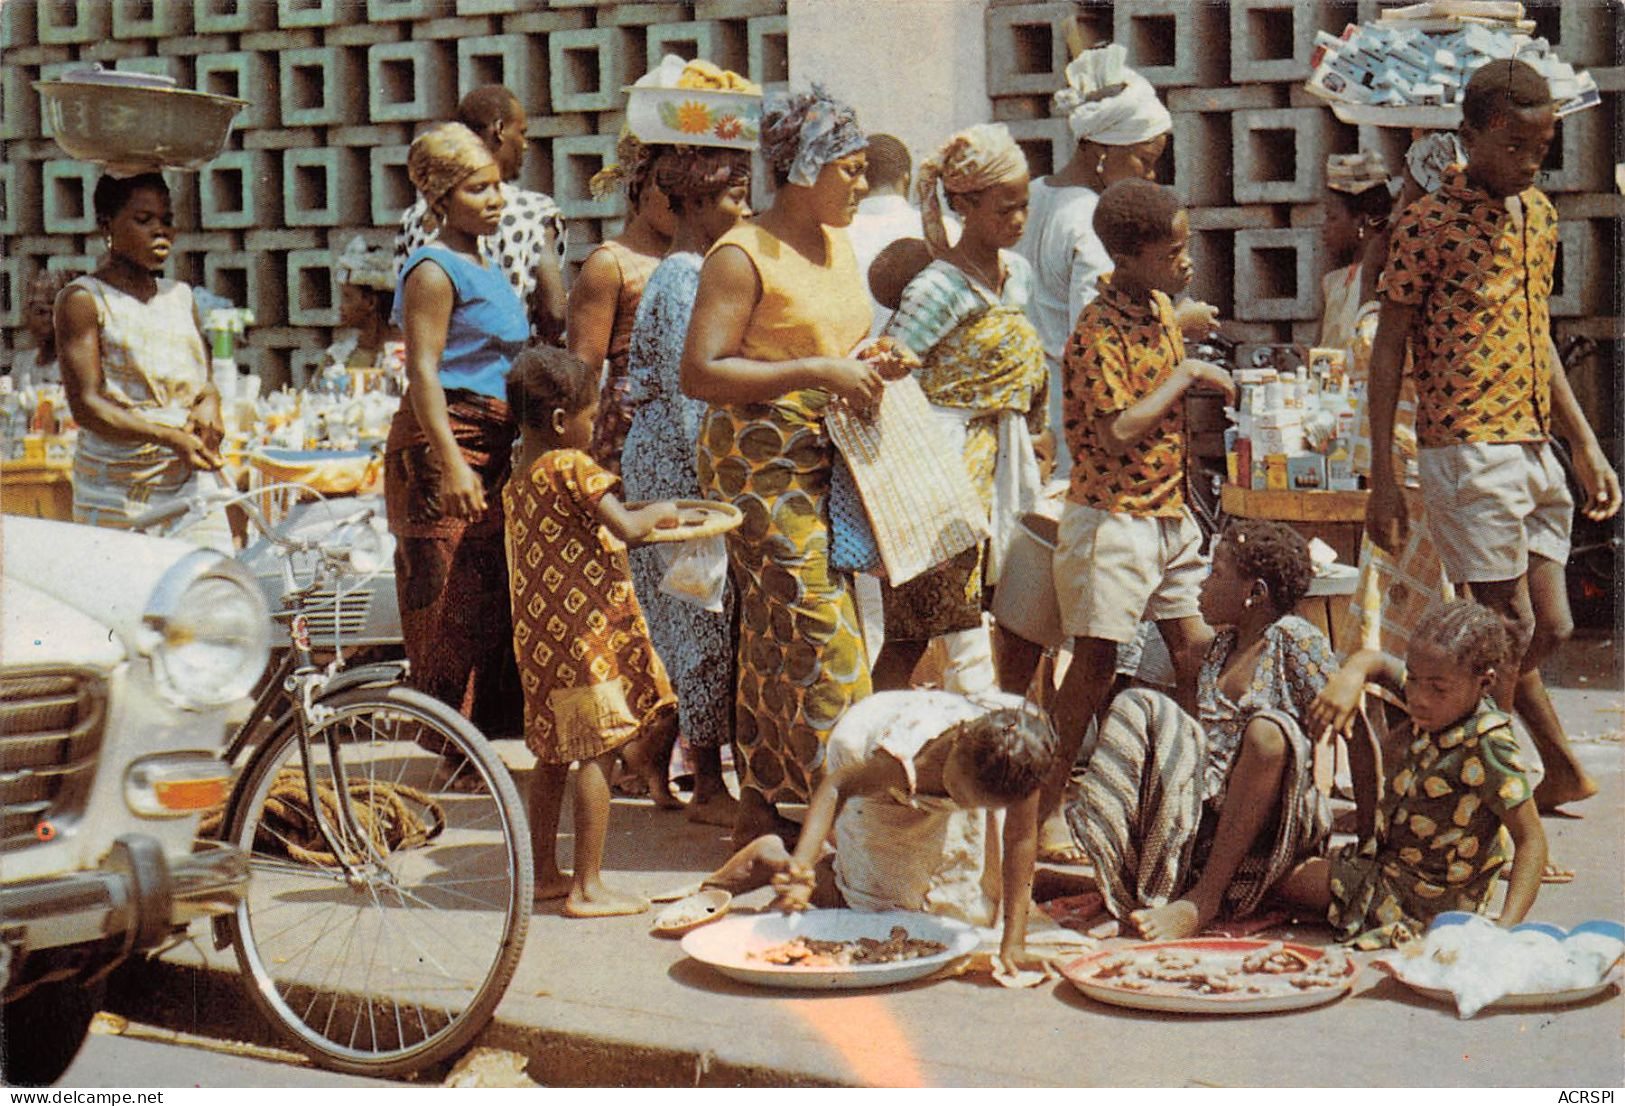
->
(392, 85), (567, 343)
(846, 134), (928, 337)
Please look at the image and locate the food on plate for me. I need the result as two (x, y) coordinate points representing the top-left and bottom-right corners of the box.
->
(1085, 942), (1351, 997)
(1376, 913), (1624, 1018)
(747, 926), (948, 969)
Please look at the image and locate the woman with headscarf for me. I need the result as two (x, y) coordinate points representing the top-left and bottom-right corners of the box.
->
(681, 85), (885, 845)
(869, 124), (1048, 695)
(569, 131), (675, 476)
(622, 143), (755, 825)
(55, 172), (231, 551)
(384, 122), (528, 737)
(15, 269), (72, 385)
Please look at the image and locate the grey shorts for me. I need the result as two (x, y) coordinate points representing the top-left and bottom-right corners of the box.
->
(1418, 441), (1573, 584)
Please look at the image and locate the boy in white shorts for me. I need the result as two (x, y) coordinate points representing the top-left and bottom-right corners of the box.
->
(1365, 59), (1620, 812)
(1041, 178), (1235, 861)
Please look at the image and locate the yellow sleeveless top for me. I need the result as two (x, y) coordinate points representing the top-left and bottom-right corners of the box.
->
(709, 222), (870, 414)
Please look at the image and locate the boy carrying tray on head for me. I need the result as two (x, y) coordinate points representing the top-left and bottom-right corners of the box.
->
(1365, 58), (1620, 817)
(1038, 178), (1236, 863)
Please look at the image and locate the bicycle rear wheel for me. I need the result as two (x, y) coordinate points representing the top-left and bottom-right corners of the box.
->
(224, 685), (532, 1076)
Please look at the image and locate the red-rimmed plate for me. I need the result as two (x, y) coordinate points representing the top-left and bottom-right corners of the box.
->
(1062, 938), (1358, 1015)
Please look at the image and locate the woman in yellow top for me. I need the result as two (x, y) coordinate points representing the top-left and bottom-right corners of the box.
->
(681, 85), (885, 845)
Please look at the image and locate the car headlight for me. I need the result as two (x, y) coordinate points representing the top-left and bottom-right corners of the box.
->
(142, 550), (271, 711)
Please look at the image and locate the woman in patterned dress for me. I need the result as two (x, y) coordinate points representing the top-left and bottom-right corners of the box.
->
(55, 172), (231, 551)
(680, 86), (885, 846)
(1066, 520), (1338, 940)
(569, 131), (674, 477)
(622, 146), (755, 826)
(868, 124), (1048, 694)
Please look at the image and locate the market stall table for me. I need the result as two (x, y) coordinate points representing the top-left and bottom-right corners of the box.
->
(1, 456), (74, 520)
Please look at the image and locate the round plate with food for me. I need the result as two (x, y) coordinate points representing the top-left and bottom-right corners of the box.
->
(1062, 939), (1358, 1015)
(635, 499), (743, 543)
(680, 909), (979, 989)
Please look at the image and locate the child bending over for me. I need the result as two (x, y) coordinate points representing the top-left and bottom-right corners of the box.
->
(1282, 599), (1549, 947)
(504, 346), (681, 917)
(706, 689), (1057, 974)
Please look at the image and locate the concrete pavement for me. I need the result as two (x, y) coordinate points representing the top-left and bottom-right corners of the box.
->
(105, 680), (1624, 1088)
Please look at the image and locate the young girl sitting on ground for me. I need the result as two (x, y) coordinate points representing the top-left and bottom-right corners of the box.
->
(1283, 598), (1550, 947)
(504, 346), (681, 917)
(705, 689), (1057, 974)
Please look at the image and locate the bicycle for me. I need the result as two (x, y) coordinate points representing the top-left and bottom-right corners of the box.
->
(133, 484), (533, 1077)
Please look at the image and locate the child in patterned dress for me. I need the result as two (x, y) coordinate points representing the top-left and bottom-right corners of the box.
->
(504, 346), (681, 917)
(1281, 599), (1550, 947)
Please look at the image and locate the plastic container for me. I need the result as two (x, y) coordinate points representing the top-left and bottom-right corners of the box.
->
(990, 512), (1066, 650)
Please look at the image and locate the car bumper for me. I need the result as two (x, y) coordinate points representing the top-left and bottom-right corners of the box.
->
(0, 835), (247, 956)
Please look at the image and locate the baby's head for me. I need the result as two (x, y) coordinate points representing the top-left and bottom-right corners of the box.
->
(1093, 177), (1191, 297)
(941, 704), (1058, 808)
(506, 345), (598, 451)
(868, 236), (933, 312)
(1405, 600), (1510, 733)
(1199, 519), (1314, 628)
(1461, 58), (1554, 199)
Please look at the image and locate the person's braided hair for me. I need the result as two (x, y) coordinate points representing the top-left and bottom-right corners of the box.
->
(1410, 599), (1511, 679)
(945, 703), (1058, 804)
(1224, 519), (1314, 616)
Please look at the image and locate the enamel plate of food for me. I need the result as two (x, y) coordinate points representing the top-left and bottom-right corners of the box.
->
(1062, 939), (1358, 1015)
(680, 909), (979, 989)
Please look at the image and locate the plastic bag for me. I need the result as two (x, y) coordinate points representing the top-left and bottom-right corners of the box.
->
(658, 535), (728, 613)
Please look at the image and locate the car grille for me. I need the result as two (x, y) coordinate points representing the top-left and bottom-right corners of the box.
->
(0, 669), (107, 852)
(303, 588), (371, 643)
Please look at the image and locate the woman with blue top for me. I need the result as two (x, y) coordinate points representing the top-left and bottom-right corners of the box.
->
(384, 122), (529, 736)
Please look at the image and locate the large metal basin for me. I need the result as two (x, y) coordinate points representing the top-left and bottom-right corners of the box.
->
(35, 80), (247, 172)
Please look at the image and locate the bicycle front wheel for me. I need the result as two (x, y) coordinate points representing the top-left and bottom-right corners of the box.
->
(224, 685), (533, 1076)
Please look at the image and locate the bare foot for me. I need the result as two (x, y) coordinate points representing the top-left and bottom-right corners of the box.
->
(1534, 771), (1599, 814)
(731, 812), (800, 853)
(686, 791), (739, 827)
(703, 834), (792, 894)
(1037, 813), (1088, 865)
(622, 741), (681, 809)
(1130, 894), (1215, 941)
(534, 871), (574, 903)
(563, 883), (650, 917)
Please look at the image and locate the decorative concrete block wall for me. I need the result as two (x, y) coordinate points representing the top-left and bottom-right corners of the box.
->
(2, 0), (786, 386)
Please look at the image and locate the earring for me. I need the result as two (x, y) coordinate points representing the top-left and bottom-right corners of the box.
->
(1096, 153), (1108, 175)
(1244, 596), (1254, 609)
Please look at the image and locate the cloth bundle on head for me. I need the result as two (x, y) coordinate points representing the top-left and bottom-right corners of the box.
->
(407, 122), (495, 216)
(760, 84), (865, 187)
(1053, 43), (1171, 146)
(589, 127), (659, 202)
(1405, 132), (1466, 194)
(1326, 151), (1393, 195)
(916, 123), (1029, 256)
(334, 235), (396, 291)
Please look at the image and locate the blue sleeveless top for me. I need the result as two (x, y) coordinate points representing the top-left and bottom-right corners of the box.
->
(393, 245), (528, 401)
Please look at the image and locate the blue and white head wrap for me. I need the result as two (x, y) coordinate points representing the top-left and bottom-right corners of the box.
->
(760, 84), (865, 188)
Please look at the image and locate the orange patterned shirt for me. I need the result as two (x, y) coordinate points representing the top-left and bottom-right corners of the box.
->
(504, 449), (674, 765)
(1378, 172), (1556, 448)
(1062, 279), (1186, 517)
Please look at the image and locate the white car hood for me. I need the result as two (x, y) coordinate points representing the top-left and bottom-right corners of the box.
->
(3, 576), (126, 669)
(2, 516), (215, 659)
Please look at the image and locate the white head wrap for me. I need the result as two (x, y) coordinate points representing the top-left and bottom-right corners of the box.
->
(1053, 44), (1172, 147)
(334, 236), (396, 291)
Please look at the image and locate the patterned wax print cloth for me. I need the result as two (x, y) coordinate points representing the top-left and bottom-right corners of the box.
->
(621, 252), (737, 750)
(696, 221), (873, 804)
(1062, 276), (1187, 517)
(1378, 171), (1557, 449)
(878, 254), (1047, 641)
(587, 239), (664, 477)
(1328, 705), (1531, 948)
(393, 182), (565, 341)
(504, 449), (675, 765)
(384, 391), (522, 738)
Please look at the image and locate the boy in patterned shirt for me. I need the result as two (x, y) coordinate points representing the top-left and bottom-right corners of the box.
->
(1041, 179), (1235, 857)
(1365, 59), (1620, 812)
